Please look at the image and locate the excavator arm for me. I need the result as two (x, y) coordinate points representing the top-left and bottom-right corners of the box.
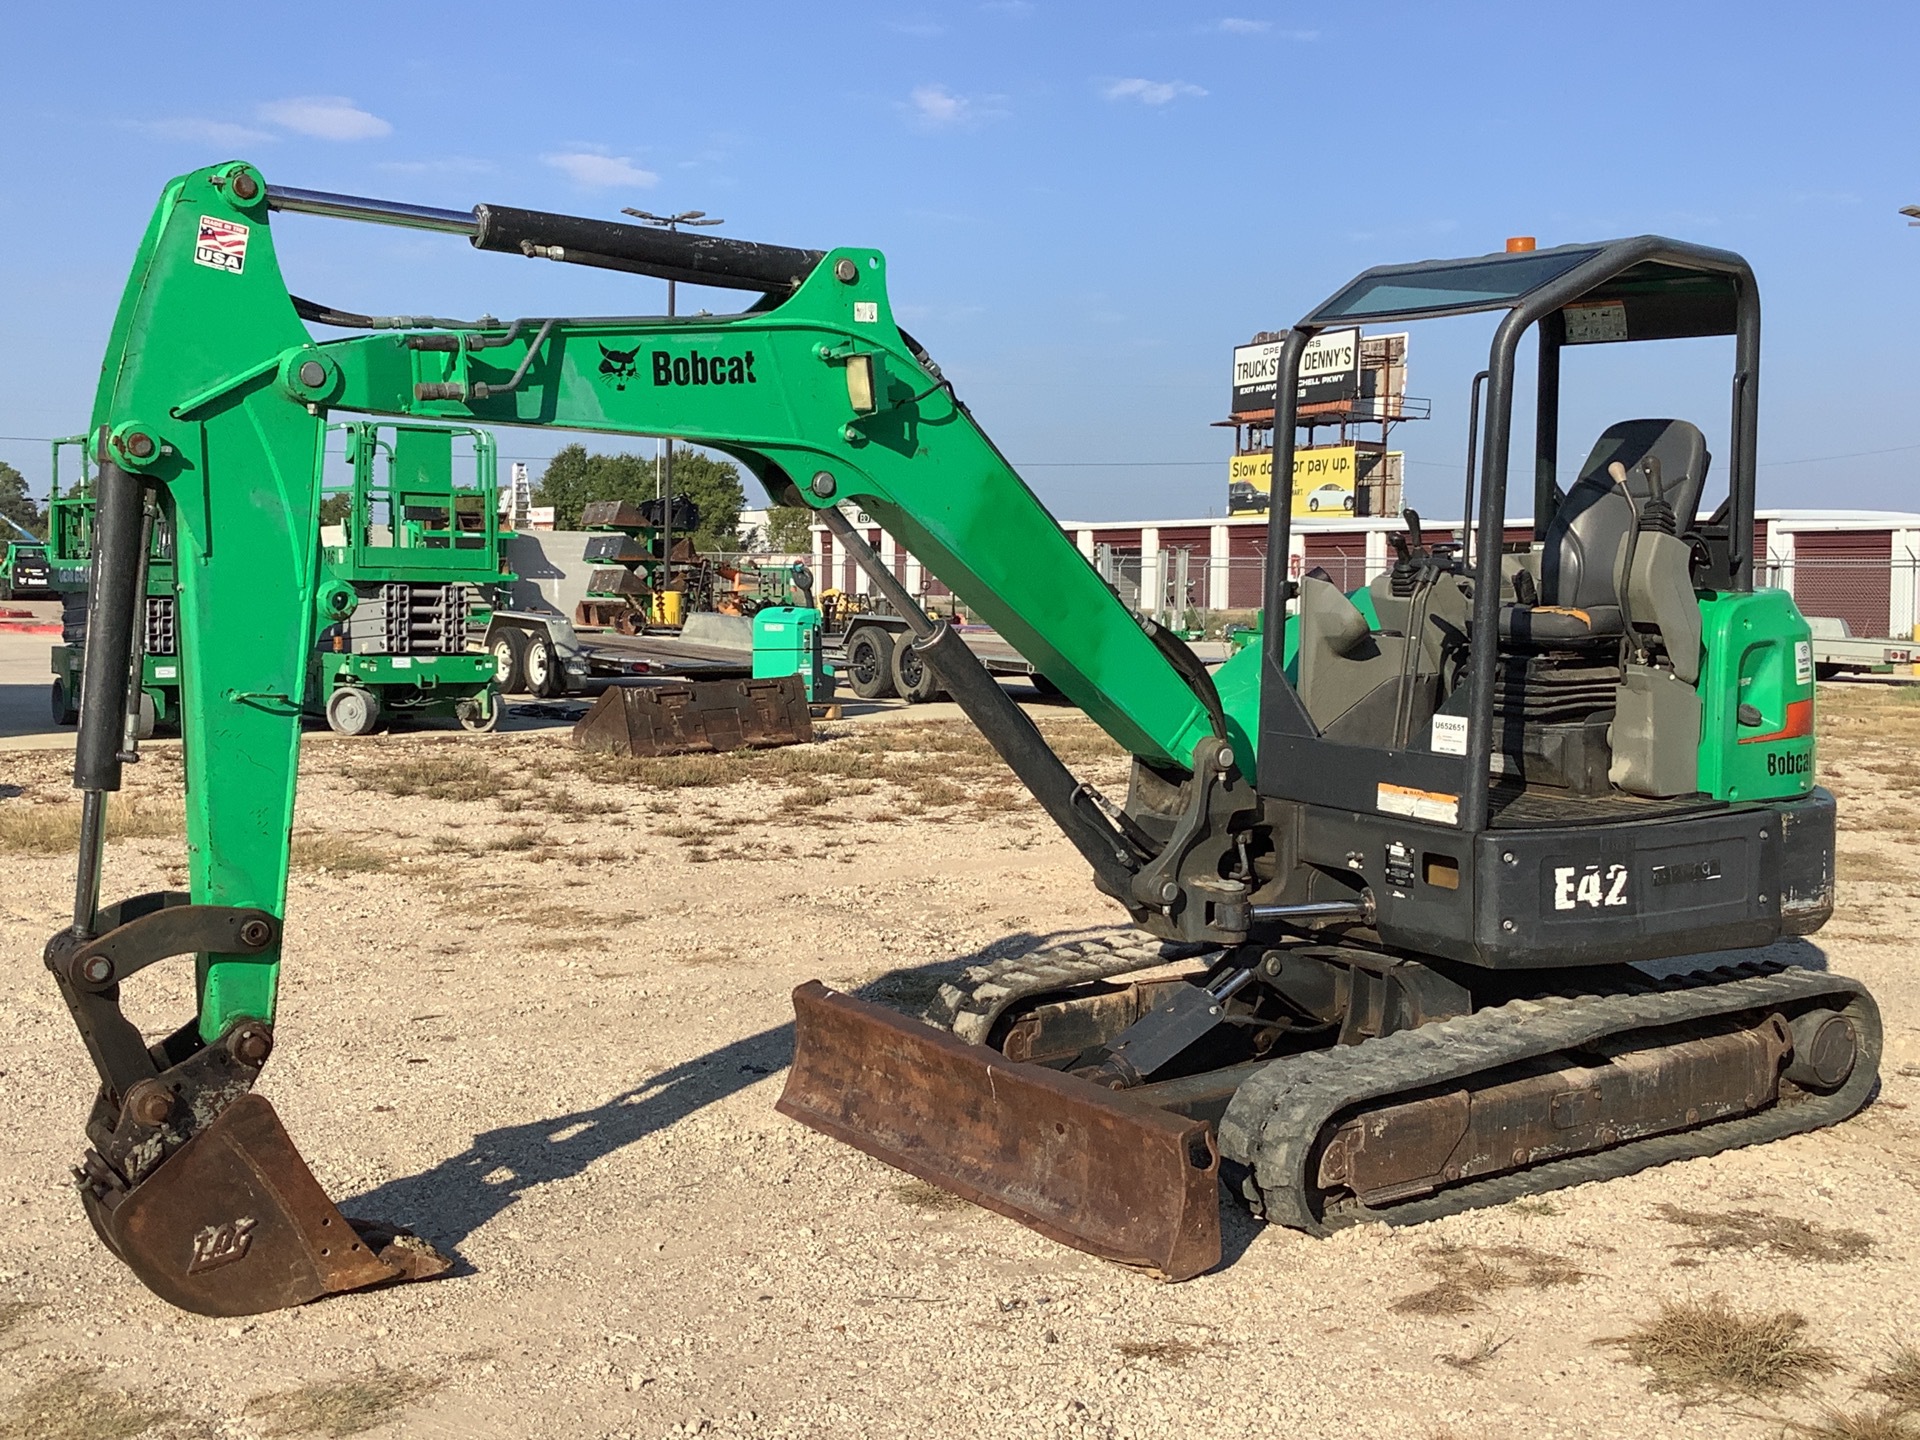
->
(53, 162), (1262, 1312)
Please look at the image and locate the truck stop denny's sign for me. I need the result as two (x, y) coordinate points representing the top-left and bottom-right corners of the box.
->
(1231, 329), (1361, 414)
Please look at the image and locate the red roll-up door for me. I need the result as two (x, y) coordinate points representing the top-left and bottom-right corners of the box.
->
(1227, 526), (1267, 609)
(1303, 531), (1368, 594)
(1792, 531), (1891, 638)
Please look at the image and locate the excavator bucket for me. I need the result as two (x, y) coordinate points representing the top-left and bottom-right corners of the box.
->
(778, 982), (1221, 1281)
(81, 1094), (448, 1317)
(571, 675), (813, 757)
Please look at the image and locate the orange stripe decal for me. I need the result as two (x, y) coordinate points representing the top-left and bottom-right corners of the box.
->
(1738, 698), (1813, 744)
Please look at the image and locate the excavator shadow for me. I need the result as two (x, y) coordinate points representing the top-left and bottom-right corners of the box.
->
(342, 927), (1126, 1264)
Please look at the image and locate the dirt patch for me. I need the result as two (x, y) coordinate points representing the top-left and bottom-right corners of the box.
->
(1391, 1241), (1586, 1315)
(289, 834), (390, 875)
(246, 1366), (443, 1437)
(1605, 1294), (1838, 1400)
(894, 1180), (970, 1213)
(1653, 1203), (1876, 1262)
(1116, 1339), (1198, 1367)
(0, 796), (181, 853)
(0, 1369), (178, 1440)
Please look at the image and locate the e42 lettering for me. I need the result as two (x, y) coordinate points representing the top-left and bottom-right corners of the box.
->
(1552, 862), (1630, 912)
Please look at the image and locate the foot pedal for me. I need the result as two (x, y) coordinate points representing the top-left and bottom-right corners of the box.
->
(84, 1093), (449, 1316)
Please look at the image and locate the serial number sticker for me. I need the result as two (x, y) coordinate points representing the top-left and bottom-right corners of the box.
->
(1562, 300), (1628, 343)
(853, 301), (879, 324)
(1376, 782), (1458, 826)
(153, 665), (178, 679)
(1795, 638), (1813, 686)
(193, 216), (250, 274)
(390, 657), (412, 668)
(1429, 713), (1468, 756)
(1552, 862), (1630, 911)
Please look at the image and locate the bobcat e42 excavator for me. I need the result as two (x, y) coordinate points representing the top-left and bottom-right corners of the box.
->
(48, 161), (1873, 1316)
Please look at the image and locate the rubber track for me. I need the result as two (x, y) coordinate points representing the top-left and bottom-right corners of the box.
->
(922, 929), (1222, 1045)
(1216, 962), (1883, 1235)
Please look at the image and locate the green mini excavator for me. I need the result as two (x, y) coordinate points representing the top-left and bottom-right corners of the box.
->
(46, 161), (1872, 1315)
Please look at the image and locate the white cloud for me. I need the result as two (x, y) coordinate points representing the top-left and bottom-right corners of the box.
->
(137, 116), (276, 147)
(257, 96), (392, 141)
(1217, 17), (1270, 32)
(1103, 77), (1208, 105)
(543, 150), (659, 189)
(905, 83), (1009, 130)
(376, 157), (495, 176)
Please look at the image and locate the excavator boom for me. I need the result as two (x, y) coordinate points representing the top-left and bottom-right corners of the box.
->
(54, 163), (1241, 1311)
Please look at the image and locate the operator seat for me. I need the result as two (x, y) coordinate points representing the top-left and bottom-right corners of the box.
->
(1500, 419), (1711, 647)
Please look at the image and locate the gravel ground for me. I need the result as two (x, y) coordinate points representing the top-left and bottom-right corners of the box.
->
(1, 689), (1917, 1440)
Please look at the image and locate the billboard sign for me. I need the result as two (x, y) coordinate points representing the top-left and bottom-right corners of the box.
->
(1230, 329), (1362, 413)
(1226, 445), (1358, 518)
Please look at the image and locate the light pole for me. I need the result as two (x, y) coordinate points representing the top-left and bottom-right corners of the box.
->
(1903, 205), (1920, 226)
(621, 206), (724, 613)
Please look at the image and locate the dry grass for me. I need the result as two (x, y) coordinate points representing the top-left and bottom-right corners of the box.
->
(247, 1366), (443, 1438)
(1865, 1344), (1920, 1411)
(1787, 1406), (1920, 1440)
(0, 797), (182, 853)
(1653, 1203), (1875, 1263)
(893, 1180), (969, 1213)
(1392, 1242), (1586, 1316)
(1116, 1339), (1198, 1368)
(289, 834), (390, 875)
(1440, 1331), (1513, 1372)
(1604, 1295), (1838, 1400)
(0, 1369), (178, 1440)
(351, 751), (504, 804)
(1507, 1197), (1561, 1217)
(0, 1302), (34, 1346)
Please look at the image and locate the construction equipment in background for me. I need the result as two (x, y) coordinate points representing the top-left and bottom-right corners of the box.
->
(49, 164), (1870, 1316)
(46, 435), (181, 733)
(575, 496), (707, 632)
(312, 421), (508, 735)
(570, 673), (815, 757)
(1, 538), (54, 600)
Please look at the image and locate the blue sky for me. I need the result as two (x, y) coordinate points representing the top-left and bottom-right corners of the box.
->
(3, 1), (1916, 522)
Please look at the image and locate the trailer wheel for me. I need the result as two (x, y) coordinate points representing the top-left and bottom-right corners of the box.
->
(525, 634), (563, 698)
(491, 627), (529, 694)
(890, 633), (942, 703)
(456, 695), (500, 732)
(50, 678), (77, 726)
(135, 693), (156, 741)
(844, 627), (896, 700)
(325, 685), (382, 737)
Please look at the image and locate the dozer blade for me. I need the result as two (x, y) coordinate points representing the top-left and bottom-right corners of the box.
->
(571, 675), (813, 757)
(779, 981), (1221, 1281)
(84, 1093), (448, 1317)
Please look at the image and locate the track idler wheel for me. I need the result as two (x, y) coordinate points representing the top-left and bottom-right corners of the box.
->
(79, 1093), (449, 1317)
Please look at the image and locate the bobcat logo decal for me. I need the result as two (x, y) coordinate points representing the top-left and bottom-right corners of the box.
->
(598, 343), (642, 391)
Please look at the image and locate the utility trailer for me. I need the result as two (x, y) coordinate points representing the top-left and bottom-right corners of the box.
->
(833, 612), (1062, 702)
(1803, 615), (1920, 680)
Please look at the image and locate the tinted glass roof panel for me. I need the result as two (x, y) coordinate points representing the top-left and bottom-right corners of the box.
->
(1309, 247), (1602, 323)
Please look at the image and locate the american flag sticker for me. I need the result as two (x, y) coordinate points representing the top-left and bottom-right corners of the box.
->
(194, 216), (250, 274)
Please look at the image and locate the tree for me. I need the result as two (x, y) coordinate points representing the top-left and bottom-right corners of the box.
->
(0, 461), (43, 540)
(533, 443), (747, 553)
(764, 506), (814, 555)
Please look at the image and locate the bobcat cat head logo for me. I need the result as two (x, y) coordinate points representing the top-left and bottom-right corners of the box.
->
(599, 343), (641, 390)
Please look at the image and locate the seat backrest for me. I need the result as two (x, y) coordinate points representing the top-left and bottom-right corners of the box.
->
(1540, 419), (1711, 609)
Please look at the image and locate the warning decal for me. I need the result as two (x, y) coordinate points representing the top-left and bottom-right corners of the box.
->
(1377, 782), (1460, 827)
(194, 216), (250, 274)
